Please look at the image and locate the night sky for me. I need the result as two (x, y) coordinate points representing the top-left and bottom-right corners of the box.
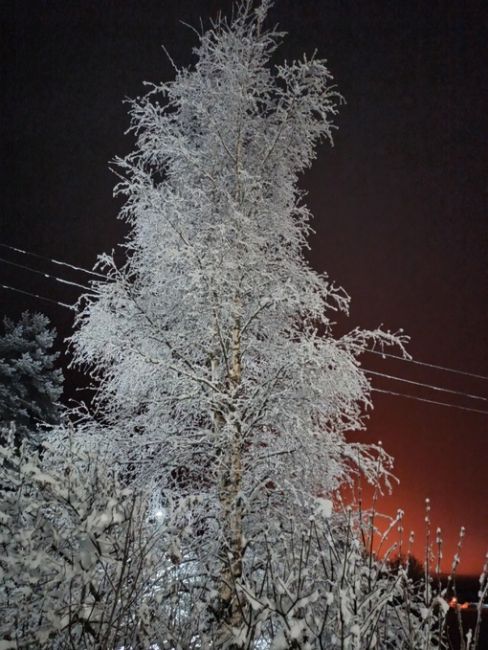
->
(1, 1), (487, 574)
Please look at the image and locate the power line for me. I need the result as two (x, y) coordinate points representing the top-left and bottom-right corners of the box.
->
(372, 388), (488, 416)
(1, 283), (75, 311)
(3, 245), (487, 406)
(0, 243), (106, 279)
(366, 349), (488, 382)
(0, 255), (91, 291)
(364, 369), (487, 403)
(3, 279), (488, 415)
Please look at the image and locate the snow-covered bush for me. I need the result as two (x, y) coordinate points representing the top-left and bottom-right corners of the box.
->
(1, 426), (486, 648)
(198, 501), (486, 649)
(212, 508), (423, 648)
(0, 427), (166, 649)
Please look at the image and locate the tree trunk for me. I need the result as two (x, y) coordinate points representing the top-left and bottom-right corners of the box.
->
(216, 315), (244, 644)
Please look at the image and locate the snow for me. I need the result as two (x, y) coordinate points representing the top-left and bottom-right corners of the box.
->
(315, 496), (333, 519)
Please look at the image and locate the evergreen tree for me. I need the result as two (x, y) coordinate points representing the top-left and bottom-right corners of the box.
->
(0, 311), (63, 443)
(67, 1), (406, 637)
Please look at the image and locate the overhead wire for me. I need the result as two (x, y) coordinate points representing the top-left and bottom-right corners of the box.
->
(372, 388), (488, 416)
(0, 242), (106, 279)
(364, 369), (487, 403)
(2, 245), (487, 413)
(365, 348), (488, 382)
(0, 255), (91, 291)
(1, 283), (75, 311)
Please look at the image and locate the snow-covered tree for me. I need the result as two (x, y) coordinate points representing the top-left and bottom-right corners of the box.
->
(0, 311), (63, 445)
(67, 0), (406, 639)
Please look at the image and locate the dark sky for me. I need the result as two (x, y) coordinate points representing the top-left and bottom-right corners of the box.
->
(1, 1), (487, 574)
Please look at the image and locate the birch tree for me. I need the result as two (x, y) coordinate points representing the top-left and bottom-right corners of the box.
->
(67, 1), (405, 641)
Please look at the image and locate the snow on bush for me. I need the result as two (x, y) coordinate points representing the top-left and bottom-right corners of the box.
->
(1, 425), (486, 648)
(0, 426), (166, 649)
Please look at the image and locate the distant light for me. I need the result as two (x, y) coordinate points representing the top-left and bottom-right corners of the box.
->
(449, 597), (470, 610)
